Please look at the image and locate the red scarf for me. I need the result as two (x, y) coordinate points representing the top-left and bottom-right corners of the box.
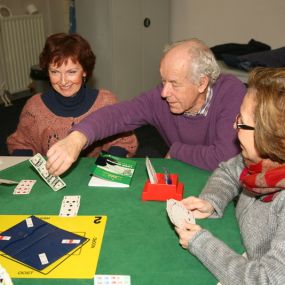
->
(240, 160), (285, 202)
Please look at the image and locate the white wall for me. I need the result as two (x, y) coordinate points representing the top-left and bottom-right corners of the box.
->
(1, 0), (283, 96)
(0, 0), (69, 96)
(2, 0), (283, 49)
(75, 0), (170, 100)
(170, 0), (285, 49)
(0, 0), (69, 36)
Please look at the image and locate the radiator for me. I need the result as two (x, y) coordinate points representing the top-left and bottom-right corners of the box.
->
(0, 14), (45, 94)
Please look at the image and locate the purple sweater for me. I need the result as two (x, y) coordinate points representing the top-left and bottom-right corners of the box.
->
(73, 74), (246, 170)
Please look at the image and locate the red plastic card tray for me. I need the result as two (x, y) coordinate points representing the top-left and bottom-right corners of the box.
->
(141, 173), (184, 201)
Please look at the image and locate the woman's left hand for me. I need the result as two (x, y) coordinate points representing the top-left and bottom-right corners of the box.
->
(175, 223), (202, 249)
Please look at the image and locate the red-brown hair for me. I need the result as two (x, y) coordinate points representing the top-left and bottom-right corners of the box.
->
(39, 33), (96, 80)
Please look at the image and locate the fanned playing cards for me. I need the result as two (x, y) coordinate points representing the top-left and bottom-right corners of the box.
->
(166, 199), (195, 229)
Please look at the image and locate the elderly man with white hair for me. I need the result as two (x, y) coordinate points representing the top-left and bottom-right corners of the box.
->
(46, 38), (246, 175)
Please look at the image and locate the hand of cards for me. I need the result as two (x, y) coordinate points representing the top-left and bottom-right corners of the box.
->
(166, 199), (195, 229)
(29, 153), (66, 191)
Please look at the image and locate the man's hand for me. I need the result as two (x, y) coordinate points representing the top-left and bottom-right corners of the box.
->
(181, 196), (214, 219)
(46, 131), (87, 176)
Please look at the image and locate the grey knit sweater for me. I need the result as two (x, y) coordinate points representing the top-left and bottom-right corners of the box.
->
(189, 154), (285, 284)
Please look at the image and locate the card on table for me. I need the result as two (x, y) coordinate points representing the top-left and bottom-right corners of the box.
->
(166, 199), (195, 229)
(146, 156), (158, 184)
(94, 275), (131, 285)
(13, 179), (36, 195)
(59, 195), (81, 217)
(0, 264), (13, 285)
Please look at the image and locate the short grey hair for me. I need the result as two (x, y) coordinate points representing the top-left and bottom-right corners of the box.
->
(163, 38), (220, 86)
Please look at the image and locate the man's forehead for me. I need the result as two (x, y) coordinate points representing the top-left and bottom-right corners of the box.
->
(160, 55), (190, 76)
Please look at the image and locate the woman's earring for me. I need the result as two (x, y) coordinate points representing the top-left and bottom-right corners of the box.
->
(83, 76), (87, 86)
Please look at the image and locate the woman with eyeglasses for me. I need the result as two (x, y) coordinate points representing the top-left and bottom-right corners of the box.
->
(174, 67), (285, 284)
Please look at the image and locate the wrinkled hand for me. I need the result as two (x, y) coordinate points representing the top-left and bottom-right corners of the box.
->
(181, 196), (214, 219)
(175, 223), (202, 249)
(46, 131), (87, 176)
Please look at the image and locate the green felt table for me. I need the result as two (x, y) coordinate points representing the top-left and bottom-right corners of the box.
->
(0, 157), (244, 285)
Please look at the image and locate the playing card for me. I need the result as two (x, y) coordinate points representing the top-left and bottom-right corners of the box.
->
(13, 180), (36, 195)
(63, 195), (81, 204)
(146, 156), (158, 184)
(59, 195), (81, 217)
(0, 264), (13, 285)
(166, 199), (195, 229)
(94, 275), (131, 285)
(59, 203), (78, 217)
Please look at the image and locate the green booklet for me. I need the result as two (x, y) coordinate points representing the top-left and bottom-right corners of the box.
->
(88, 152), (137, 188)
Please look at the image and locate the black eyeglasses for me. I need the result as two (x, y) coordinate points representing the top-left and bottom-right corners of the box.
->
(235, 114), (255, 131)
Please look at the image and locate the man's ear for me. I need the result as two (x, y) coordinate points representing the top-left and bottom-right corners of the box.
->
(198, 76), (209, 93)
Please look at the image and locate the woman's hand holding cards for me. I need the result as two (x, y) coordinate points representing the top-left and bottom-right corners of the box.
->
(166, 197), (214, 249)
(175, 223), (202, 249)
(181, 196), (214, 219)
